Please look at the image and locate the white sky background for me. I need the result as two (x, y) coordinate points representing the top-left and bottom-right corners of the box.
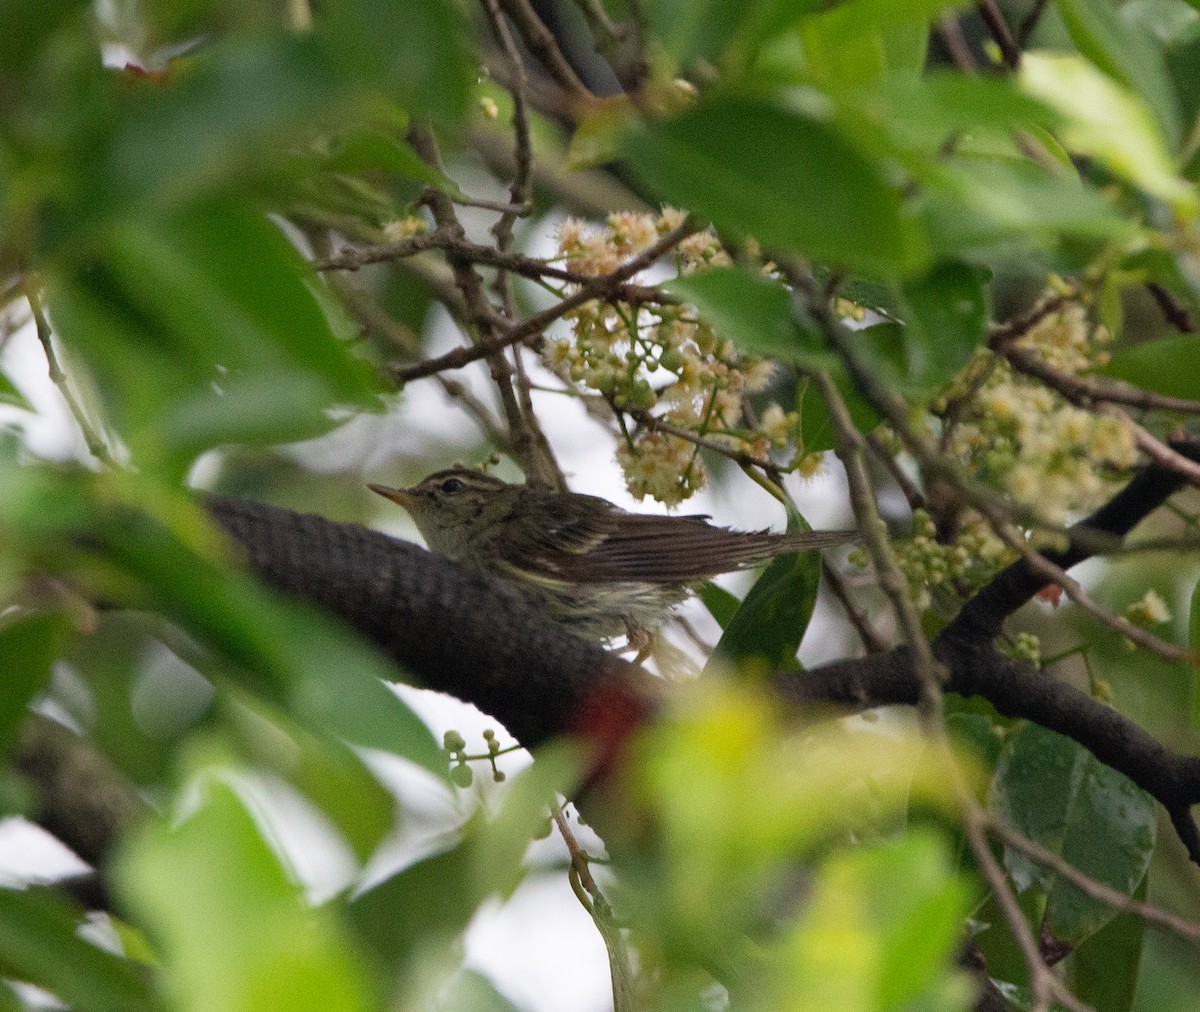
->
(0, 193), (860, 1011)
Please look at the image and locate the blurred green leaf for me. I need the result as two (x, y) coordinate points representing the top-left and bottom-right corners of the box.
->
(1057, 0), (1182, 148)
(0, 474), (446, 780)
(645, 0), (823, 67)
(0, 612), (67, 754)
(1100, 333), (1200, 399)
(0, 373), (32, 412)
(776, 831), (973, 1010)
(990, 723), (1156, 946)
(116, 779), (374, 1012)
(226, 697), (396, 864)
(624, 98), (926, 277)
(96, 35), (346, 220)
(318, 0), (472, 124)
(438, 970), (519, 1012)
(350, 842), (476, 973)
(49, 197), (379, 471)
(0, 887), (158, 1012)
(1020, 52), (1195, 215)
(899, 260), (989, 392)
(799, 0), (968, 89)
(921, 156), (1135, 255)
(350, 751), (574, 980)
(1069, 873), (1147, 1012)
(0, 0), (90, 73)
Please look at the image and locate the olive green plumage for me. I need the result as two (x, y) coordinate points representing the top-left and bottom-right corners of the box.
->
(369, 467), (855, 642)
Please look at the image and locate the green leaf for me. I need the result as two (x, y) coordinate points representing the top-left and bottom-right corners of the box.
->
(698, 581), (741, 630)
(990, 723), (1156, 946)
(705, 508), (824, 674)
(644, 0), (824, 67)
(624, 98), (926, 277)
(777, 831), (973, 1009)
(921, 156), (1136, 255)
(350, 751), (574, 978)
(226, 698), (396, 864)
(898, 261), (989, 392)
(1100, 334), (1200, 400)
(0, 613), (67, 754)
(63, 487), (445, 779)
(319, 0), (472, 124)
(1020, 52), (1195, 214)
(0, 373), (31, 412)
(438, 970), (520, 1012)
(50, 197), (379, 471)
(97, 35), (345, 219)
(1069, 873), (1147, 1012)
(1057, 0), (1182, 149)
(0, 887), (157, 1012)
(115, 780), (374, 1012)
(0, 0), (90, 72)
(799, 0), (968, 89)
(665, 266), (836, 368)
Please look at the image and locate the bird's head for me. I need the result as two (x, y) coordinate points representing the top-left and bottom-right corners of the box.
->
(368, 466), (515, 558)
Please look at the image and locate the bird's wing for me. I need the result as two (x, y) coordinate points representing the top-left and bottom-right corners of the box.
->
(493, 492), (820, 584)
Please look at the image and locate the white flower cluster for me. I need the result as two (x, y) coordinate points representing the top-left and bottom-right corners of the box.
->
(889, 297), (1140, 615)
(546, 210), (798, 505)
(939, 301), (1137, 528)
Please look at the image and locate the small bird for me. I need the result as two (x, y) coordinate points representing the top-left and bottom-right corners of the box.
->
(369, 466), (855, 646)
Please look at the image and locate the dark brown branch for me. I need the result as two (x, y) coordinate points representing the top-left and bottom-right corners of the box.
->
(204, 494), (657, 753)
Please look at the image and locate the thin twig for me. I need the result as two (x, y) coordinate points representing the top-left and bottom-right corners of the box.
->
(498, 0), (595, 102)
(23, 282), (114, 465)
(977, 0), (1022, 69)
(788, 264), (1195, 663)
(320, 232), (670, 303)
(963, 804), (1091, 1012)
(815, 372), (947, 724)
(986, 815), (1200, 945)
(866, 432), (926, 512)
(482, 0), (565, 489)
(936, 15), (978, 73)
(822, 560), (889, 654)
(1145, 282), (1196, 333)
(1000, 343), (1200, 416)
(551, 806), (639, 1012)
(393, 217), (703, 383)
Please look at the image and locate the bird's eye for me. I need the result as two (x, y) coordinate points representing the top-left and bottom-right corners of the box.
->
(439, 477), (464, 494)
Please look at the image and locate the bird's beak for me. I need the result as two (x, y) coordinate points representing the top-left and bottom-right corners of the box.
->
(368, 483), (419, 512)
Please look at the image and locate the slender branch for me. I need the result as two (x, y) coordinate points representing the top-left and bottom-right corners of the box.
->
(822, 560), (889, 654)
(1000, 342), (1200, 416)
(866, 431), (926, 512)
(393, 217), (703, 383)
(552, 806), (639, 1011)
(481, 0), (565, 489)
(1145, 282), (1196, 333)
(23, 282), (114, 465)
(962, 805), (1088, 1012)
(320, 231), (671, 305)
(986, 816), (1200, 944)
(977, 0), (1022, 70)
(816, 371), (947, 726)
(498, 0), (595, 102)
